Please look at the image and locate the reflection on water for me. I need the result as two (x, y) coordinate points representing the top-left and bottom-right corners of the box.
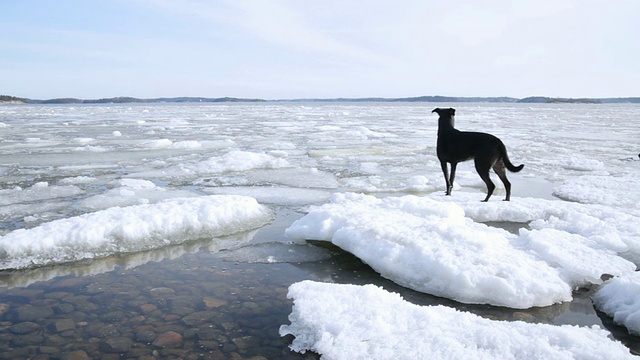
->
(0, 209), (638, 358)
(0, 230), (260, 289)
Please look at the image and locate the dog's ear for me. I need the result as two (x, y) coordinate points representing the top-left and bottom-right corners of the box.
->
(431, 108), (440, 114)
(450, 108), (456, 115)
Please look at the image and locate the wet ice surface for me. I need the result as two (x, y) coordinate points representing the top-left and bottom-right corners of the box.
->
(1, 103), (639, 357)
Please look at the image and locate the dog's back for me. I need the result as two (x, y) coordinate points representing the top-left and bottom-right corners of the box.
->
(438, 129), (502, 164)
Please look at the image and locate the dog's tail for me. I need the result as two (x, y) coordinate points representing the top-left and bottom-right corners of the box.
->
(499, 142), (524, 172)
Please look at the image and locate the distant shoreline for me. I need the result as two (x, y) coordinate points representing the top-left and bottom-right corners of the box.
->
(1, 94), (639, 105)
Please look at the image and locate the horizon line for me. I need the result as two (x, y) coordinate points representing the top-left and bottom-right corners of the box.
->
(2, 94), (640, 104)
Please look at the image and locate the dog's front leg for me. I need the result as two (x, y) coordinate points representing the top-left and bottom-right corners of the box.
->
(440, 161), (452, 195)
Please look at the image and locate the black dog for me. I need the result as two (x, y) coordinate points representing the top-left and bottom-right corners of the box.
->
(433, 108), (524, 201)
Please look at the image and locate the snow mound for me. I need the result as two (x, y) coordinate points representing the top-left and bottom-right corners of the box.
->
(280, 281), (635, 360)
(285, 193), (636, 308)
(0, 195), (273, 270)
(593, 272), (640, 336)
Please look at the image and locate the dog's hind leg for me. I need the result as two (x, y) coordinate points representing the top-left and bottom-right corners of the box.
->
(440, 161), (453, 195)
(440, 160), (457, 195)
(493, 160), (512, 201)
(475, 159), (495, 202)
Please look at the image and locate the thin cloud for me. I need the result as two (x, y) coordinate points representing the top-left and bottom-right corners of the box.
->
(138, 0), (397, 67)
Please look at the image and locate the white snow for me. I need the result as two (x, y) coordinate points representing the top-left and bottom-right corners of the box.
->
(0, 195), (273, 270)
(437, 193), (640, 255)
(285, 192), (637, 308)
(593, 272), (640, 336)
(280, 281), (636, 360)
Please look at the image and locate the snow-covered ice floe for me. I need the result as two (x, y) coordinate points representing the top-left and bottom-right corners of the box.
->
(593, 271), (640, 336)
(553, 173), (640, 209)
(285, 192), (638, 308)
(0, 195), (273, 270)
(280, 281), (636, 360)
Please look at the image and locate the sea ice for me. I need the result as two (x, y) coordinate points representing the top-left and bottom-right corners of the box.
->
(553, 173), (640, 209)
(285, 192), (637, 308)
(77, 178), (198, 210)
(139, 138), (174, 148)
(247, 167), (339, 189)
(0, 182), (84, 206)
(280, 281), (635, 359)
(58, 176), (99, 185)
(202, 186), (332, 206)
(2, 102), (640, 346)
(0, 195), (273, 270)
(434, 192), (640, 255)
(197, 150), (290, 173)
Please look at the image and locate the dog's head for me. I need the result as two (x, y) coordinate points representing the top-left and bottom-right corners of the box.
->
(432, 108), (455, 117)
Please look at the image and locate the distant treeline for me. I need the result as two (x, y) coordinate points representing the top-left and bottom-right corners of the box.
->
(278, 96), (519, 103)
(2, 94), (639, 104)
(516, 97), (640, 104)
(276, 96), (640, 104)
(0, 95), (266, 104)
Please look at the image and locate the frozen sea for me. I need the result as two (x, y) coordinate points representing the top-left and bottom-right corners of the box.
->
(0, 102), (639, 358)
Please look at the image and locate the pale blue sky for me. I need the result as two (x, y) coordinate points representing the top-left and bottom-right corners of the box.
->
(2, 0), (638, 99)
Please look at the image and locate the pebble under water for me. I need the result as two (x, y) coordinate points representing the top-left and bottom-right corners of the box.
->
(0, 245), (312, 359)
